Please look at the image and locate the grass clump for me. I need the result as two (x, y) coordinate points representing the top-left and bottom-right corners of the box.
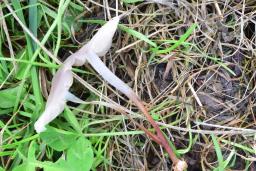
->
(0, 0), (256, 170)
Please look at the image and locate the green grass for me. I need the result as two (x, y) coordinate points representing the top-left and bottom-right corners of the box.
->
(211, 134), (235, 171)
(0, 1), (255, 171)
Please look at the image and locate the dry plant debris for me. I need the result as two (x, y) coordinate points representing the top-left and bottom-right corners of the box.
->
(0, 0), (256, 170)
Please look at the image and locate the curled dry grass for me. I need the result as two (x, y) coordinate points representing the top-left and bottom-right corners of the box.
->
(0, 0), (255, 170)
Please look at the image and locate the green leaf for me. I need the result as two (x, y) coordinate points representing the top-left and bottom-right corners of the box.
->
(15, 50), (29, 80)
(41, 4), (57, 18)
(0, 167), (4, 171)
(11, 0), (26, 25)
(211, 134), (225, 171)
(27, 141), (37, 161)
(40, 127), (78, 151)
(223, 150), (235, 169)
(13, 163), (27, 171)
(221, 139), (255, 154)
(119, 25), (157, 47)
(0, 85), (25, 108)
(26, 141), (37, 171)
(66, 137), (94, 171)
(29, 0), (38, 51)
(154, 23), (197, 54)
(13, 141), (37, 171)
(12, 0), (43, 113)
(177, 125), (193, 154)
(211, 135), (223, 163)
(63, 107), (82, 133)
(42, 161), (68, 171)
(46, 137), (94, 171)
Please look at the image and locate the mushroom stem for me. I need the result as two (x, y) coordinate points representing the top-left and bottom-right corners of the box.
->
(33, 15), (186, 169)
(85, 50), (182, 166)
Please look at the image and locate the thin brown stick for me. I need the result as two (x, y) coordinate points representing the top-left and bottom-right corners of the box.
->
(130, 95), (180, 164)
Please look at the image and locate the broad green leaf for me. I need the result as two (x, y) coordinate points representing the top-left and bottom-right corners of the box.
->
(63, 107), (82, 133)
(23, 99), (36, 113)
(13, 163), (28, 171)
(46, 137), (94, 171)
(14, 160), (68, 171)
(0, 108), (12, 115)
(0, 85), (25, 108)
(40, 127), (78, 151)
(66, 137), (94, 171)
(42, 161), (68, 171)
(0, 167), (4, 171)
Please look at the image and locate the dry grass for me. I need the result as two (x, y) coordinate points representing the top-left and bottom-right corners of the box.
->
(0, 0), (256, 170)
(84, 1), (256, 170)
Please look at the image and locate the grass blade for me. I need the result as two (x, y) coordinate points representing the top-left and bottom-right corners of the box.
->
(29, 0), (38, 51)
(154, 23), (197, 54)
(211, 134), (224, 170)
(80, 19), (157, 47)
(10, 0), (43, 116)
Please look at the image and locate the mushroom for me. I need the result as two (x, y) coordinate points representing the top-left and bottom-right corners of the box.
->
(34, 16), (120, 133)
(34, 15), (186, 170)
